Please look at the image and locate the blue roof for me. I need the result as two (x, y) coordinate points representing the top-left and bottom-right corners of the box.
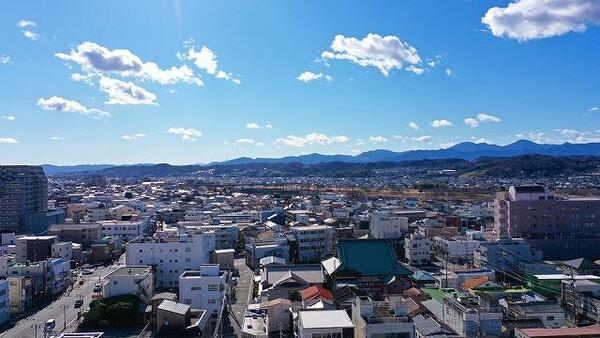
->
(336, 239), (412, 277)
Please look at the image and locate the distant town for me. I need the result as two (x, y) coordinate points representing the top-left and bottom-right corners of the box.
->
(0, 160), (599, 338)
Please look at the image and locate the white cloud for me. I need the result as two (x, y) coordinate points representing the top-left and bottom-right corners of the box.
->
(440, 142), (457, 149)
(369, 136), (388, 143)
(431, 119), (454, 128)
(179, 45), (240, 84)
(37, 96), (110, 118)
(235, 138), (256, 145)
(408, 121), (420, 131)
(482, 0), (600, 41)
(167, 127), (202, 141)
(275, 133), (349, 147)
(23, 31), (38, 40)
(555, 128), (600, 143)
(17, 20), (36, 28)
(473, 137), (492, 144)
(99, 77), (157, 105)
(445, 68), (454, 77)
(0, 115), (16, 121)
(246, 122), (272, 130)
(56, 42), (203, 86)
(122, 133), (147, 141)
(0, 137), (18, 144)
(413, 135), (432, 143)
(321, 33), (422, 76)
(477, 113), (502, 122)
(0, 55), (10, 64)
(296, 71), (334, 83)
(588, 107), (599, 112)
(464, 118), (480, 128)
(50, 136), (66, 141)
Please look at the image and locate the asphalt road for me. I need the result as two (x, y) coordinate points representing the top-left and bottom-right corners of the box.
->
(0, 259), (122, 338)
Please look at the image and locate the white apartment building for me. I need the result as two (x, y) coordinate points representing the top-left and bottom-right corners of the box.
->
(433, 236), (481, 261)
(180, 222), (239, 250)
(52, 242), (73, 261)
(404, 233), (431, 266)
(126, 233), (215, 287)
(179, 264), (228, 315)
(0, 255), (16, 278)
(102, 266), (154, 302)
(0, 279), (9, 326)
(86, 207), (110, 222)
(100, 220), (149, 241)
(290, 224), (335, 263)
(370, 211), (408, 239)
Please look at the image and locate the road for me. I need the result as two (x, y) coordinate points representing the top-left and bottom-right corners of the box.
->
(228, 258), (254, 337)
(0, 258), (122, 338)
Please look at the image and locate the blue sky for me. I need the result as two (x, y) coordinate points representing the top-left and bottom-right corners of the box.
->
(1, 0), (599, 165)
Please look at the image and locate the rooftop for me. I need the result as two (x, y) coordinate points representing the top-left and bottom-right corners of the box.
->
(106, 266), (151, 278)
(336, 239), (412, 277)
(299, 310), (353, 329)
(157, 300), (190, 315)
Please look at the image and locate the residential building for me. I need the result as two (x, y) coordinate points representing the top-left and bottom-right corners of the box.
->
(102, 266), (154, 302)
(290, 224), (335, 263)
(48, 223), (101, 248)
(370, 211), (408, 239)
(405, 233), (431, 266)
(495, 185), (600, 260)
(442, 295), (502, 337)
(260, 264), (325, 301)
(8, 276), (32, 313)
(126, 233), (215, 287)
(51, 242), (73, 261)
(0, 165), (48, 234)
(179, 264), (227, 315)
(99, 220), (149, 241)
(0, 279), (9, 325)
(515, 324), (600, 338)
(297, 310), (354, 338)
(181, 222), (239, 250)
(352, 296), (415, 338)
(15, 236), (57, 264)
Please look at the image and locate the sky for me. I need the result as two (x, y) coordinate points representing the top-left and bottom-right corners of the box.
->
(1, 0), (599, 165)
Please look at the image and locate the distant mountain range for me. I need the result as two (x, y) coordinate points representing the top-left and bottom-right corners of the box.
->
(42, 140), (600, 174)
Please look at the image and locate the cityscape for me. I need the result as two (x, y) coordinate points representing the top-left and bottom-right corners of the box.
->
(2, 1), (600, 338)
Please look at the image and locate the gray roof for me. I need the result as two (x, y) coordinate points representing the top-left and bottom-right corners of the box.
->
(263, 264), (324, 286)
(299, 310), (353, 329)
(513, 301), (564, 314)
(157, 300), (190, 315)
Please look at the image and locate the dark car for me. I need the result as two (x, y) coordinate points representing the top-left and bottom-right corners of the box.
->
(74, 299), (84, 308)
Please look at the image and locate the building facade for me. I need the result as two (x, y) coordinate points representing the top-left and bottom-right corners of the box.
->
(0, 165), (48, 234)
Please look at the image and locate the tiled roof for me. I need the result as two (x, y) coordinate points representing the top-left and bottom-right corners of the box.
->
(301, 285), (334, 301)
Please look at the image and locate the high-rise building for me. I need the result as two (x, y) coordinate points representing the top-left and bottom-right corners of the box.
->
(0, 165), (48, 234)
(494, 185), (600, 260)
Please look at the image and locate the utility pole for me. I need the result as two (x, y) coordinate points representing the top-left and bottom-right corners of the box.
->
(64, 304), (67, 330)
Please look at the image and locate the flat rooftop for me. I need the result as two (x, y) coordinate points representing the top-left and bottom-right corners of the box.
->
(107, 266), (151, 278)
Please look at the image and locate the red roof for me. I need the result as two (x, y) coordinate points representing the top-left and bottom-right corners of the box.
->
(300, 285), (334, 301)
(517, 324), (600, 337)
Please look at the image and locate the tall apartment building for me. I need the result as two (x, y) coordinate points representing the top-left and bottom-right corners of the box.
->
(495, 185), (600, 260)
(369, 211), (408, 239)
(0, 165), (48, 234)
(290, 224), (335, 263)
(126, 232), (215, 287)
(404, 233), (431, 266)
(15, 235), (57, 263)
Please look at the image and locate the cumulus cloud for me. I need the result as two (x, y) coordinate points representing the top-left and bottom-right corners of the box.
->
(588, 107), (599, 112)
(321, 33), (423, 76)
(246, 122), (273, 130)
(99, 77), (157, 105)
(23, 31), (39, 40)
(297, 71), (334, 83)
(477, 113), (502, 122)
(0, 115), (16, 121)
(413, 135), (432, 143)
(369, 136), (388, 143)
(408, 121), (420, 131)
(473, 137), (493, 144)
(234, 138), (264, 146)
(37, 96), (110, 119)
(555, 128), (600, 143)
(50, 136), (66, 141)
(56, 42), (203, 86)
(122, 133), (146, 141)
(17, 20), (36, 28)
(482, 0), (600, 41)
(167, 127), (202, 141)
(440, 142), (457, 149)
(0, 137), (18, 144)
(275, 133), (349, 147)
(0, 55), (10, 64)
(431, 119), (453, 128)
(178, 45), (240, 84)
(464, 118), (480, 128)
(445, 68), (454, 77)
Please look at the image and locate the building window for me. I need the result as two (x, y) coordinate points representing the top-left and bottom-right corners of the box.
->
(207, 284), (218, 291)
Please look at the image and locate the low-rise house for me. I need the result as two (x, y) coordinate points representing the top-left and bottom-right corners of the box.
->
(297, 310), (354, 338)
(442, 295), (502, 337)
(506, 301), (565, 328)
(260, 264), (325, 302)
(102, 266), (153, 302)
(515, 324), (600, 338)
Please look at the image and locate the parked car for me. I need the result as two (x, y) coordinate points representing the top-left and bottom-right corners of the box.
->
(82, 269), (93, 275)
(74, 299), (83, 308)
(93, 284), (102, 293)
(45, 319), (55, 332)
